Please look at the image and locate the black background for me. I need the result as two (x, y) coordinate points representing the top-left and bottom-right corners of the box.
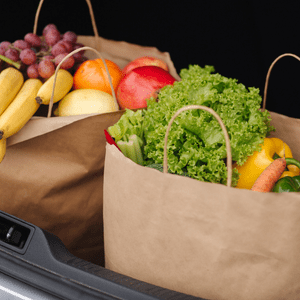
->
(1, 0), (300, 118)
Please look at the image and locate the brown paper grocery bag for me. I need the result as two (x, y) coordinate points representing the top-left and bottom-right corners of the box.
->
(103, 108), (300, 299)
(0, 0), (178, 266)
(103, 55), (300, 298)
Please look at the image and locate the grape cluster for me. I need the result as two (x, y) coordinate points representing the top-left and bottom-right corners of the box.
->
(0, 24), (86, 80)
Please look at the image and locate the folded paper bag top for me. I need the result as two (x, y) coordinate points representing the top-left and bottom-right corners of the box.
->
(7, 114), (95, 146)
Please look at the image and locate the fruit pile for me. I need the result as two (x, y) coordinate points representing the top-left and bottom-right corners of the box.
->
(55, 55), (177, 116)
(0, 23), (86, 80)
(0, 23), (178, 164)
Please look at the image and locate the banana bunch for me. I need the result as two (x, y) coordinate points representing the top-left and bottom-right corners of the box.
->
(0, 68), (73, 163)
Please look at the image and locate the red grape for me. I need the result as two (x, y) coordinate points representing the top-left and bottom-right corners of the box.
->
(5, 48), (19, 62)
(27, 64), (39, 78)
(44, 29), (61, 46)
(59, 40), (73, 52)
(38, 59), (55, 78)
(20, 49), (37, 65)
(14, 39), (31, 50)
(72, 51), (83, 62)
(43, 24), (57, 36)
(72, 43), (85, 62)
(0, 41), (11, 51)
(54, 53), (75, 69)
(51, 42), (66, 57)
(0, 25), (83, 78)
(63, 31), (77, 44)
(24, 33), (41, 48)
(74, 43), (85, 51)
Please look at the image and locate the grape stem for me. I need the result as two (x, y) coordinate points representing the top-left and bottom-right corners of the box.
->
(36, 50), (51, 57)
(0, 54), (21, 69)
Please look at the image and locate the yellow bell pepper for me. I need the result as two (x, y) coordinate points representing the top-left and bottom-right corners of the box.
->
(235, 137), (300, 189)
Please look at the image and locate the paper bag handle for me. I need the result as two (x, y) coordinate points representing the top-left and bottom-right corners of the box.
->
(33, 0), (99, 40)
(163, 105), (232, 187)
(262, 53), (300, 111)
(47, 46), (118, 118)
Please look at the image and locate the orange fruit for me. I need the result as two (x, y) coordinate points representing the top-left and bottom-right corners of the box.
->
(73, 59), (122, 95)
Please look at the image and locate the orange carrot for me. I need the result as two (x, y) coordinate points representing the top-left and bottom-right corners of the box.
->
(251, 158), (287, 192)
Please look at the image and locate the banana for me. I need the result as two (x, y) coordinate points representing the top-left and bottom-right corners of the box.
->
(0, 79), (42, 140)
(0, 67), (24, 115)
(35, 69), (73, 105)
(0, 138), (6, 163)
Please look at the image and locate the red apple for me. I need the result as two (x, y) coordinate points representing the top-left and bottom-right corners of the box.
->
(117, 65), (177, 110)
(122, 56), (169, 76)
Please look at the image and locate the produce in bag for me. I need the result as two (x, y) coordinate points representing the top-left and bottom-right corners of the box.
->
(108, 64), (274, 186)
(0, 67), (24, 114)
(235, 137), (300, 189)
(0, 78), (43, 141)
(250, 157), (288, 192)
(0, 23), (86, 80)
(116, 65), (178, 110)
(55, 89), (118, 117)
(273, 175), (300, 192)
(73, 58), (123, 95)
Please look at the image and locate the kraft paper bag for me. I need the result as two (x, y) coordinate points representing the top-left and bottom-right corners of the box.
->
(103, 110), (300, 299)
(0, 0), (179, 266)
(104, 53), (300, 298)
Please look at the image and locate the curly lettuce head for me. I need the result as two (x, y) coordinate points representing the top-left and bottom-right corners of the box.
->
(142, 65), (274, 186)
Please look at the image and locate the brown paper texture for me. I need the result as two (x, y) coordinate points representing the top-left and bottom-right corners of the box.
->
(7, 114), (95, 146)
(103, 111), (300, 299)
(1, 111), (123, 265)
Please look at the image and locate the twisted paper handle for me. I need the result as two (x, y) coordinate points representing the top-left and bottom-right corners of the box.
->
(262, 53), (300, 111)
(163, 105), (232, 187)
(33, 0), (99, 40)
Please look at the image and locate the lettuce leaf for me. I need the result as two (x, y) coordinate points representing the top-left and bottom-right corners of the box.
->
(107, 109), (145, 143)
(108, 65), (274, 186)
